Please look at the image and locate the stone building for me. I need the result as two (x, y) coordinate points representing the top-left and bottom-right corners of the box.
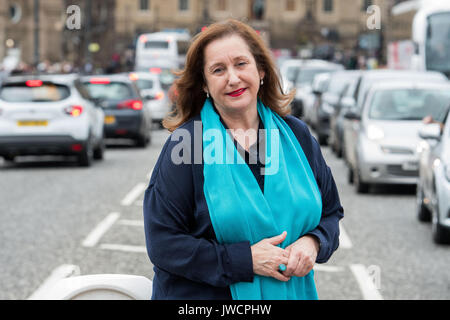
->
(0, 0), (397, 70)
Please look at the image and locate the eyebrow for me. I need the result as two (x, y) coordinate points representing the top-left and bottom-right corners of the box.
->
(207, 55), (250, 71)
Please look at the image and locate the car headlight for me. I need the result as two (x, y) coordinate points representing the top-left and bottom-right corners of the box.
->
(366, 125), (384, 140)
(444, 164), (450, 182)
(321, 102), (334, 114)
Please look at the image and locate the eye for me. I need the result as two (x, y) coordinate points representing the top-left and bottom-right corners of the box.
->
(212, 67), (223, 74)
(237, 61), (247, 67)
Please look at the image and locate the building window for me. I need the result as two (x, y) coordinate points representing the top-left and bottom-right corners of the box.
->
(362, 0), (373, 11)
(217, 0), (227, 11)
(179, 0), (189, 11)
(139, 0), (149, 11)
(286, 0), (295, 11)
(323, 0), (333, 12)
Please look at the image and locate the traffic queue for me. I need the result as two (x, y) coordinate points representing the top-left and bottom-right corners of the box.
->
(279, 57), (450, 244)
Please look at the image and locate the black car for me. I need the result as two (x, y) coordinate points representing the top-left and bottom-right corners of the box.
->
(81, 74), (152, 147)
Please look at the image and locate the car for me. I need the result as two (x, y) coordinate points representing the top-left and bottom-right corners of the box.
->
(416, 110), (450, 244)
(291, 60), (344, 119)
(329, 75), (360, 158)
(127, 71), (172, 128)
(310, 70), (362, 145)
(81, 74), (152, 147)
(278, 58), (303, 95)
(303, 72), (331, 126)
(0, 74), (105, 166)
(342, 69), (448, 182)
(346, 80), (450, 193)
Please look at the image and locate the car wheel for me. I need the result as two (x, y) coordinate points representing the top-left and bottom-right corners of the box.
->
(431, 194), (450, 244)
(93, 138), (105, 160)
(3, 155), (15, 162)
(136, 132), (149, 148)
(318, 134), (328, 146)
(416, 183), (431, 222)
(347, 166), (354, 184)
(78, 138), (93, 167)
(354, 166), (369, 194)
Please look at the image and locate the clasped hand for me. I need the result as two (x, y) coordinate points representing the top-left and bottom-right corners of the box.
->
(250, 231), (319, 282)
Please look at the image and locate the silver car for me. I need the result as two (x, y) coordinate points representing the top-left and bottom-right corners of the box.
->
(127, 72), (171, 128)
(417, 114), (450, 244)
(342, 70), (448, 183)
(347, 81), (450, 193)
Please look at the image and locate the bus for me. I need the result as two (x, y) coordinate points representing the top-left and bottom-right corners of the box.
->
(389, 0), (450, 78)
(135, 31), (191, 72)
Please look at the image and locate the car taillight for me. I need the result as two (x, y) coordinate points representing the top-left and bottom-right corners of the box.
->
(154, 91), (164, 100)
(149, 67), (161, 74)
(26, 80), (43, 87)
(64, 105), (83, 117)
(89, 78), (111, 84)
(117, 99), (143, 110)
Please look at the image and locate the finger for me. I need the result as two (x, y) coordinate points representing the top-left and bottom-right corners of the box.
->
(268, 231), (287, 246)
(284, 249), (301, 277)
(294, 256), (314, 277)
(270, 269), (291, 282)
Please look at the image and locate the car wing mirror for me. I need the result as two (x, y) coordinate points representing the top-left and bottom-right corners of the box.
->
(418, 123), (441, 140)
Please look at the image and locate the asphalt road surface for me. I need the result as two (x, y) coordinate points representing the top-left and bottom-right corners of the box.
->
(1, 128), (449, 300)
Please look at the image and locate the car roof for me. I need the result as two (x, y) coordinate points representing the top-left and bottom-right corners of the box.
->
(80, 74), (133, 82)
(359, 69), (447, 81)
(3, 73), (80, 85)
(368, 80), (450, 91)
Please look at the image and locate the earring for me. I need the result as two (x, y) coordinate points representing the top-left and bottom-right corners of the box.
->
(260, 79), (264, 85)
(206, 92), (210, 98)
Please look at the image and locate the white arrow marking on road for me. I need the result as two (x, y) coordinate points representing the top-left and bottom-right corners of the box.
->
(350, 264), (383, 300)
(121, 183), (147, 206)
(82, 212), (120, 247)
(99, 244), (147, 253)
(28, 264), (80, 300)
(117, 219), (144, 227)
(313, 265), (345, 273)
(339, 221), (353, 249)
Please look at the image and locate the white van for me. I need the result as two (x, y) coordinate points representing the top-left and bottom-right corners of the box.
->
(135, 31), (191, 71)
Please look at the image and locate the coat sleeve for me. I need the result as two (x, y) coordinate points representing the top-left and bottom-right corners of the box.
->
(286, 116), (344, 263)
(143, 132), (254, 287)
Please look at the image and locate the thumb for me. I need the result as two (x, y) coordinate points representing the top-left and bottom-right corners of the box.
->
(268, 231), (287, 246)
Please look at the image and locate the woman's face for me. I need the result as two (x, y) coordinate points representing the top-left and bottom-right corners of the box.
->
(203, 34), (264, 115)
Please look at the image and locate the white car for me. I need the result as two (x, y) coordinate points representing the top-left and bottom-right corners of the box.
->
(0, 74), (105, 166)
(417, 114), (450, 244)
(127, 71), (172, 127)
(346, 80), (450, 193)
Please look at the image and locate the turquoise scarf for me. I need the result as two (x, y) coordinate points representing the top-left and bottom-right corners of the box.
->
(201, 99), (322, 300)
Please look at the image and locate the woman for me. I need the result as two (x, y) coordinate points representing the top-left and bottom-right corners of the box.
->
(143, 19), (344, 300)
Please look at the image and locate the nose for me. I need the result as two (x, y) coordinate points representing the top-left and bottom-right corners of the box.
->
(227, 68), (240, 86)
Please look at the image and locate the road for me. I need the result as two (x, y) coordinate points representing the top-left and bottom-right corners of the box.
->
(0, 128), (449, 300)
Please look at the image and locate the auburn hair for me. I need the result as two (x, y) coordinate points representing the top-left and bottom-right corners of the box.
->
(162, 19), (295, 132)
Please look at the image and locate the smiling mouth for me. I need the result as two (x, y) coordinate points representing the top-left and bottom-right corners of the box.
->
(227, 88), (246, 97)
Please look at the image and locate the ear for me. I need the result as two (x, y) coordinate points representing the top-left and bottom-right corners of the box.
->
(259, 70), (265, 81)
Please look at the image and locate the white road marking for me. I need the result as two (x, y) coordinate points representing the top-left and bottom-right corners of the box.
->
(99, 244), (147, 253)
(350, 264), (383, 300)
(117, 219), (144, 227)
(82, 212), (120, 247)
(121, 183), (147, 206)
(339, 221), (353, 249)
(313, 265), (345, 273)
(28, 264), (81, 300)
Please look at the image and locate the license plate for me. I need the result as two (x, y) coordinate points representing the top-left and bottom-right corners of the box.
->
(104, 115), (116, 124)
(402, 161), (418, 171)
(17, 120), (48, 126)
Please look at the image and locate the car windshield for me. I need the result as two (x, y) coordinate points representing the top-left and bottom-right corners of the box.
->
(83, 82), (133, 100)
(136, 79), (154, 90)
(368, 88), (450, 121)
(0, 82), (71, 102)
(285, 66), (300, 83)
(296, 68), (333, 86)
(425, 12), (450, 75)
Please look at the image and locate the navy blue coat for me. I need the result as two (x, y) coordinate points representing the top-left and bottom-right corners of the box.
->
(143, 115), (344, 300)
